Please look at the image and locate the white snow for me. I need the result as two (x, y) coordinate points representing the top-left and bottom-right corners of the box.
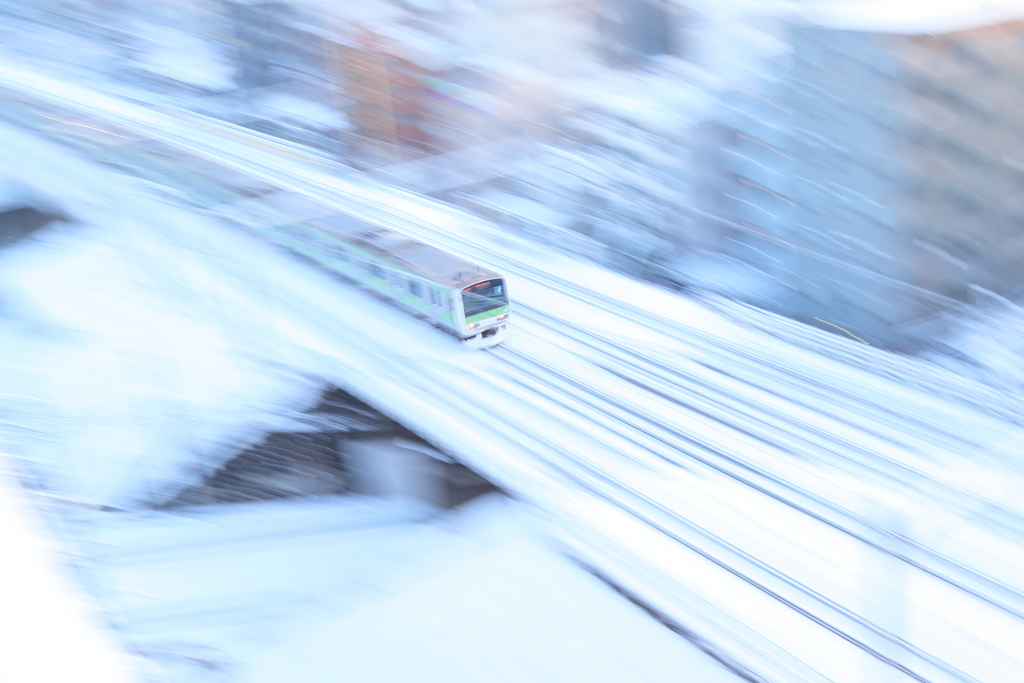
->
(0, 115), (751, 682)
(362, 22), (462, 71)
(256, 93), (350, 131)
(0, 123), (331, 507)
(668, 250), (798, 301)
(54, 491), (752, 683)
(128, 23), (235, 92)
(796, 0), (1024, 34)
(687, 16), (790, 90)
(472, 189), (573, 228)
(925, 295), (1024, 393)
(244, 497), (742, 683)
(288, 0), (405, 24)
(562, 67), (718, 134)
(67, 494), (449, 681)
(0, 461), (139, 683)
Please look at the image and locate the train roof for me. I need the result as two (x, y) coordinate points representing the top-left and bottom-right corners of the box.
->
(308, 214), (501, 290)
(211, 191), (501, 290)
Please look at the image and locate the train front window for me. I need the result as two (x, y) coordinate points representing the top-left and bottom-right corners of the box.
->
(462, 279), (508, 318)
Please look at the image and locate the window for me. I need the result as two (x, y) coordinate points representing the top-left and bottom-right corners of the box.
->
(462, 279), (509, 318)
(368, 263), (385, 281)
(409, 281), (423, 298)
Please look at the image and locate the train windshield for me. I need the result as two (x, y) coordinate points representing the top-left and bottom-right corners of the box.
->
(462, 279), (508, 318)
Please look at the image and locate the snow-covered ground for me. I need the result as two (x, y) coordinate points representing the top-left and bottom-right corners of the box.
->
(2, 67), (1024, 683)
(65, 493), (744, 683)
(0, 460), (138, 683)
(242, 497), (741, 683)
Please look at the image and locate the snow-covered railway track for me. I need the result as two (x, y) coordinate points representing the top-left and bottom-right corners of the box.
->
(693, 293), (1024, 426)
(514, 305), (1022, 537)
(497, 329), (1024, 618)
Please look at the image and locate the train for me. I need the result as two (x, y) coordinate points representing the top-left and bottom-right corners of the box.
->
(229, 199), (511, 349)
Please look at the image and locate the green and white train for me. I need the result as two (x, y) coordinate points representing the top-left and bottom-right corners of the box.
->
(226, 198), (510, 349)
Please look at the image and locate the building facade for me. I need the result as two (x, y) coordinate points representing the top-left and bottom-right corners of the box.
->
(717, 15), (1024, 345)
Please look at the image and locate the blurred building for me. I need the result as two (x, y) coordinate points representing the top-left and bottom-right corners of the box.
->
(335, 22), (498, 165)
(225, 0), (299, 90)
(457, 62), (717, 281)
(716, 8), (1024, 345)
(370, 0), (718, 280)
(249, 2), (549, 166)
(298, 0), (700, 166)
(596, 0), (676, 66)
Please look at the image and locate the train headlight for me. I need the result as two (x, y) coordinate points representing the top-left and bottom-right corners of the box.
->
(467, 322), (478, 330)
(497, 313), (508, 321)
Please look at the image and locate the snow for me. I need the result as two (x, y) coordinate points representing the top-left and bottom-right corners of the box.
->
(0, 178), (64, 215)
(54, 488), (753, 683)
(0, 123), (331, 507)
(288, 0), (405, 24)
(65, 494), (450, 682)
(472, 189), (573, 228)
(567, 117), (684, 169)
(0, 461), (139, 683)
(243, 495), (743, 683)
(256, 93), (350, 131)
(687, 16), (790, 90)
(362, 22), (462, 70)
(667, 250), (798, 302)
(796, 0), (1024, 34)
(402, 0), (447, 11)
(128, 23), (235, 92)
(562, 68), (718, 134)
(924, 295), (1024, 393)
(464, 54), (552, 84)
(0, 139), (747, 680)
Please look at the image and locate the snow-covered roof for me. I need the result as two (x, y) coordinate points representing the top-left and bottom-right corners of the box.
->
(795, 0), (1024, 35)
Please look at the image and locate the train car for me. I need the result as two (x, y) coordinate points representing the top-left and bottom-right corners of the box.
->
(254, 208), (510, 349)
